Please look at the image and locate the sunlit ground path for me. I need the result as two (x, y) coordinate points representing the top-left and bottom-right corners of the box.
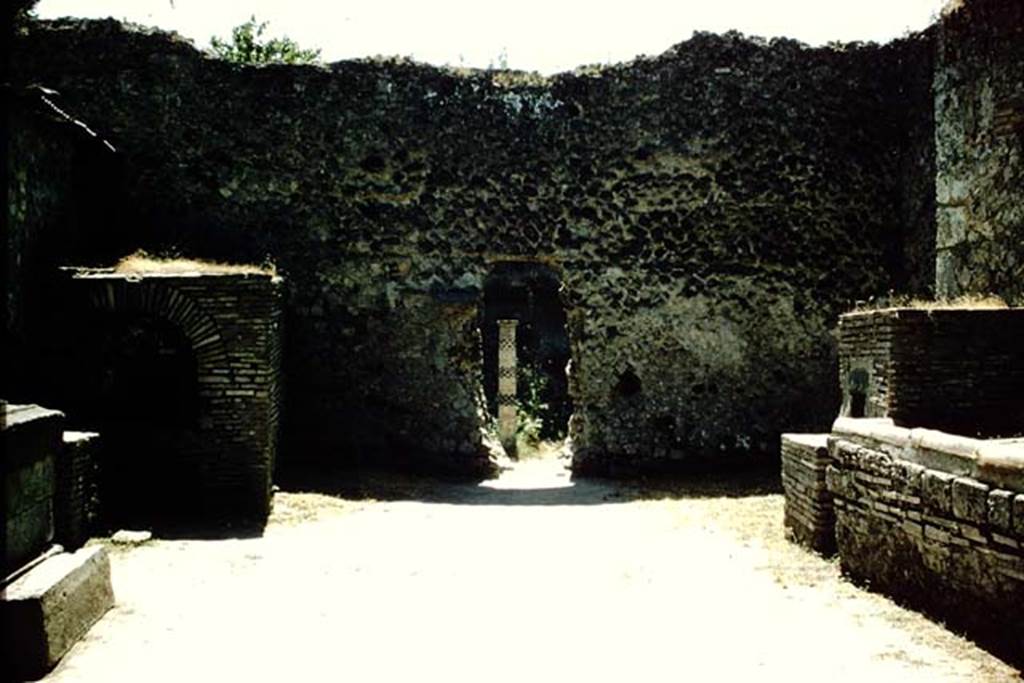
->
(47, 455), (1018, 682)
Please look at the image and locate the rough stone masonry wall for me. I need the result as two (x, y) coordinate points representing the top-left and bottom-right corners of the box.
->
(4, 104), (74, 386)
(898, 31), (938, 299)
(69, 273), (284, 521)
(838, 308), (1024, 437)
(827, 433), (1024, 664)
(934, 0), (1024, 303)
(13, 21), (935, 472)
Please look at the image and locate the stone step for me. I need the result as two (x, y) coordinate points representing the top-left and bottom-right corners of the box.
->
(1, 546), (114, 680)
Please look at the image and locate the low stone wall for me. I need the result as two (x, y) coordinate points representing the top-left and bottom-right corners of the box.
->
(2, 546), (114, 680)
(780, 434), (834, 554)
(837, 308), (1024, 437)
(825, 417), (1024, 663)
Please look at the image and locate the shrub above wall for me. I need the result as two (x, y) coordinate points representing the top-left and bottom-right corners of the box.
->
(11, 20), (937, 473)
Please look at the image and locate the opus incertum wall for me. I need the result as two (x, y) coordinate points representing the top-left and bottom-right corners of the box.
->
(934, 0), (1024, 303)
(64, 269), (284, 522)
(12, 18), (936, 474)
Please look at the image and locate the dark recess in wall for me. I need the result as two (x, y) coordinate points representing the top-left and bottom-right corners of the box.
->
(482, 262), (573, 440)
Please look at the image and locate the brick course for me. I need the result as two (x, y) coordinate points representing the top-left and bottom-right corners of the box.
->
(69, 271), (284, 522)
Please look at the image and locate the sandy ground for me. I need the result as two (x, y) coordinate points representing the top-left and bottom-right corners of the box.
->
(46, 457), (1020, 682)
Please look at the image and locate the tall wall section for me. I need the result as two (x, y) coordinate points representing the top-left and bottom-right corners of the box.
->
(934, 0), (1024, 303)
(12, 21), (934, 472)
(4, 91), (123, 401)
(4, 102), (73, 386)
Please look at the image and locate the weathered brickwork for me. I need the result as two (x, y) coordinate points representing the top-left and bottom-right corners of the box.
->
(780, 433), (834, 554)
(934, 0), (1024, 303)
(65, 272), (285, 521)
(54, 431), (101, 550)
(827, 430), (1024, 663)
(838, 308), (1024, 437)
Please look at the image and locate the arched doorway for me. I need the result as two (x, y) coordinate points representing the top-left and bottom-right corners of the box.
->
(69, 312), (201, 526)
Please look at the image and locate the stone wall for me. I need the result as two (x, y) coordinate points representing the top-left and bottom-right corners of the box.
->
(934, 0), (1024, 303)
(825, 419), (1024, 664)
(12, 20), (936, 473)
(2, 403), (63, 573)
(4, 89), (121, 407)
(4, 98), (74, 384)
(58, 271), (286, 522)
(897, 30), (938, 298)
(837, 308), (1024, 437)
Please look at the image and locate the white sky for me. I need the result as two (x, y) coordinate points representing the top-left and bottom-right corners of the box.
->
(35, 0), (947, 74)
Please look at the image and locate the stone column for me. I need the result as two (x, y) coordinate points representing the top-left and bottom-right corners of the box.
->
(497, 319), (519, 456)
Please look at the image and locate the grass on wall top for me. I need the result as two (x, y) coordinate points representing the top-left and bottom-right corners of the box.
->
(113, 250), (276, 277)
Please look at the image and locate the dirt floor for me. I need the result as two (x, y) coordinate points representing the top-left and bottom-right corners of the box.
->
(46, 456), (1020, 682)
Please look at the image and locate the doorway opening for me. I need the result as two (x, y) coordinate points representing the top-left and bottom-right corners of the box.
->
(481, 262), (572, 457)
(68, 312), (201, 527)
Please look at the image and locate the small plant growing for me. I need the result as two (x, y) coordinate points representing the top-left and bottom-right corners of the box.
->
(210, 16), (321, 65)
(514, 365), (549, 456)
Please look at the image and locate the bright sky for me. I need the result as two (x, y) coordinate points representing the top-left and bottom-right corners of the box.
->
(35, 0), (947, 74)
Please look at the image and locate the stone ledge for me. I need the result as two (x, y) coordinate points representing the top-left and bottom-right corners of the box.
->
(780, 433), (829, 451)
(1, 546), (114, 680)
(832, 416), (1024, 490)
(2, 403), (65, 432)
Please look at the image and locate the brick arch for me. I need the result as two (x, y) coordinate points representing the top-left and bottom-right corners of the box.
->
(83, 279), (227, 383)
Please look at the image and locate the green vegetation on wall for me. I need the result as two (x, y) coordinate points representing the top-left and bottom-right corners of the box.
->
(209, 16), (321, 65)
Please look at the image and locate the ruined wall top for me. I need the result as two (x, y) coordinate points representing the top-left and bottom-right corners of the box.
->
(10, 18), (937, 470)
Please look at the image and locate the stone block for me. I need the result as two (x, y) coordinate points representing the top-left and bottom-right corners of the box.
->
(992, 533), (1020, 550)
(988, 489), (1014, 534)
(1014, 495), (1024, 537)
(6, 504), (55, 574)
(1, 546), (114, 680)
(3, 403), (65, 573)
(892, 461), (925, 494)
(952, 477), (990, 525)
(959, 523), (987, 545)
(921, 470), (955, 516)
(925, 524), (952, 545)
